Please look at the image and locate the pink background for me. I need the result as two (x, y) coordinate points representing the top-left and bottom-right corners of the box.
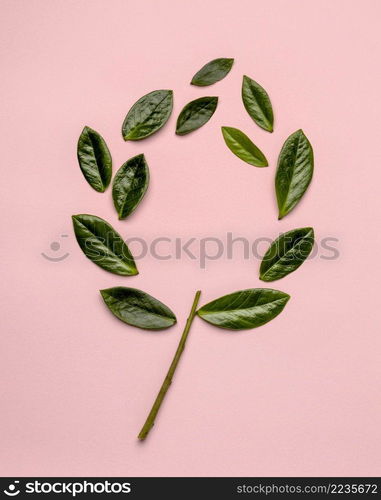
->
(1, 0), (381, 477)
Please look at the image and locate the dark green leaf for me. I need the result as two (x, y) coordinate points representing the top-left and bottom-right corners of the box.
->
(122, 90), (173, 141)
(221, 126), (268, 167)
(72, 214), (138, 276)
(176, 96), (218, 136)
(77, 126), (112, 192)
(191, 58), (234, 86)
(260, 227), (314, 282)
(275, 129), (314, 219)
(100, 287), (176, 330)
(197, 288), (290, 330)
(112, 154), (149, 220)
(242, 75), (274, 132)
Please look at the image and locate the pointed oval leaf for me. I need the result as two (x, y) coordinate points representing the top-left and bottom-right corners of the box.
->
(112, 154), (149, 220)
(197, 288), (290, 330)
(242, 75), (274, 132)
(77, 126), (112, 192)
(191, 58), (234, 86)
(72, 214), (138, 276)
(221, 126), (268, 167)
(260, 227), (314, 282)
(275, 129), (314, 219)
(122, 90), (173, 141)
(100, 287), (176, 330)
(176, 96), (218, 136)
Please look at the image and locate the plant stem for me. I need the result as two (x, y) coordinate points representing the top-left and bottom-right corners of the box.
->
(138, 290), (201, 441)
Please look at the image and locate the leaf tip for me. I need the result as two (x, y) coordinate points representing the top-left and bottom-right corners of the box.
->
(295, 128), (307, 140)
(126, 268), (139, 277)
(136, 153), (146, 162)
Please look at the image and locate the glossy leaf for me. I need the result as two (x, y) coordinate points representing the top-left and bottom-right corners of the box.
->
(242, 75), (274, 132)
(260, 227), (314, 282)
(122, 90), (173, 141)
(77, 126), (112, 192)
(72, 214), (138, 276)
(197, 288), (290, 330)
(221, 126), (268, 167)
(191, 58), (234, 86)
(112, 154), (149, 220)
(100, 287), (176, 330)
(176, 96), (218, 136)
(275, 129), (314, 219)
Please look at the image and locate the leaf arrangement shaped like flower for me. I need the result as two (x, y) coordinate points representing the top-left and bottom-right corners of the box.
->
(72, 57), (315, 440)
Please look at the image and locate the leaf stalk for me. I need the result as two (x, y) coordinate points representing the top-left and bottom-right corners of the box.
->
(138, 290), (201, 440)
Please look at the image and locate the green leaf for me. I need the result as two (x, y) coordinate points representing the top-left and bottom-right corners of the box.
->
(100, 287), (176, 330)
(112, 154), (149, 220)
(242, 75), (274, 132)
(197, 289), (290, 330)
(122, 90), (173, 141)
(221, 126), (268, 167)
(275, 129), (314, 219)
(77, 126), (112, 192)
(72, 214), (138, 276)
(260, 227), (314, 282)
(176, 96), (218, 136)
(191, 58), (234, 86)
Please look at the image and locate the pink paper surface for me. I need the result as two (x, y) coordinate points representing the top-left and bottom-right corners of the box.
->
(1, 0), (381, 477)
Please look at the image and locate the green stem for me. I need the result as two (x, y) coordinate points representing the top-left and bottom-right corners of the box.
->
(138, 290), (201, 441)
